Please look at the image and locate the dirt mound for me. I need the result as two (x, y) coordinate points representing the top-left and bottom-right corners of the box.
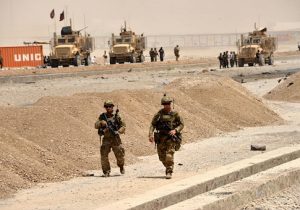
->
(264, 72), (300, 102)
(0, 75), (281, 198)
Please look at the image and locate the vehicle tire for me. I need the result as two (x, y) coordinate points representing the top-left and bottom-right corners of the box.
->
(85, 56), (91, 66)
(62, 64), (69, 67)
(50, 60), (59, 68)
(238, 59), (244, 67)
(248, 63), (254, 66)
(74, 55), (81, 66)
(110, 57), (116, 65)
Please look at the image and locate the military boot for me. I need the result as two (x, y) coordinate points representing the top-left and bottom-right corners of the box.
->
(103, 172), (110, 177)
(166, 172), (172, 179)
(120, 166), (125, 175)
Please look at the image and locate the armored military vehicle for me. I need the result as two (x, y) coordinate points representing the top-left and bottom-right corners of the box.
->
(237, 27), (277, 67)
(109, 23), (146, 64)
(49, 25), (94, 67)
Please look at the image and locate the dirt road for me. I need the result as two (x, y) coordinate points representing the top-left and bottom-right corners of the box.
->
(0, 56), (299, 107)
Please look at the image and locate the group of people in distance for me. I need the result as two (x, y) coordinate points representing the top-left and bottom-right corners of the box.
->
(218, 51), (237, 69)
(149, 47), (165, 62)
(149, 45), (181, 62)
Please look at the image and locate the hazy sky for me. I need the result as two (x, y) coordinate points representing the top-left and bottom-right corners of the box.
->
(0, 0), (300, 39)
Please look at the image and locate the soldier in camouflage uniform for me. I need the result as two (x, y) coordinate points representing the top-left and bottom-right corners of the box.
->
(149, 94), (184, 179)
(95, 100), (126, 177)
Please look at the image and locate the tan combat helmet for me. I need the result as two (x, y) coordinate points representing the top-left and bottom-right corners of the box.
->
(161, 93), (173, 105)
(104, 100), (114, 107)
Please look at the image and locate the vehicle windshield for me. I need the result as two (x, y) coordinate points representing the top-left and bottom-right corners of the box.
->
(68, 37), (75, 43)
(243, 38), (260, 45)
(58, 38), (66, 44)
(115, 36), (132, 44)
(252, 39), (260, 44)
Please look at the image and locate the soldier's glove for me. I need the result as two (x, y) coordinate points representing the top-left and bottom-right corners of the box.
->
(169, 130), (176, 136)
(103, 127), (109, 134)
(95, 120), (101, 129)
(118, 127), (125, 134)
(100, 120), (107, 127)
(149, 136), (154, 143)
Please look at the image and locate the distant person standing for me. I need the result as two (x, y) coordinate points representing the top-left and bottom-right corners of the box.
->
(233, 52), (237, 67)
(0, 54), (3, 69)
(227, 51), (230, 68)
(218, 53), (223, 69)
(91, 56), (97, 64)
(230, 52), (234, 67)
(255, 50), (260, 66)
(298, 43), (300, 51)
(222, 52), (226, 68)
(103, 51), (108, 65)
(149, 48), (155, 62)
(154, 48), (158, 62)
(223, 52), (229, 68)
(259, 51), (265, 66)
(159, 47), (165, 62)
(174, 45), (180, 61)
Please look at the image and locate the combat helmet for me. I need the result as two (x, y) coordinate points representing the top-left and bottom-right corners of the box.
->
(161, 93), (173, 105)
(104, 100), (114, 107)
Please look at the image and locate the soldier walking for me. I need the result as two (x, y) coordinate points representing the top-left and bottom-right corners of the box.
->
(174, 45), (180, 61)
(149, 94), (184, 179)
(159, 47), (165, 62)
(95, 100), (126, 177)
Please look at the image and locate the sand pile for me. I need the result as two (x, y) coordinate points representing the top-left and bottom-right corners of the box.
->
(264, 72), (300, 102)
(0, 75), (281, 198)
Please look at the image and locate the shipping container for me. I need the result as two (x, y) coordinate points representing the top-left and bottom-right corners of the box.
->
(0, 46), (44, 68)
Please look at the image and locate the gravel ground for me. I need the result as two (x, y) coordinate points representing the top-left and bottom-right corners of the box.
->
(0, 77), (299, 210)
(241, 183), (300, 210)
(240, 79), (300, 210)
(0, 57), (299, 107)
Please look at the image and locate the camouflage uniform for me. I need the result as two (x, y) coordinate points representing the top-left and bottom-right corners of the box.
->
(149, 95), (184, 178)
(95, 101), (126, 176)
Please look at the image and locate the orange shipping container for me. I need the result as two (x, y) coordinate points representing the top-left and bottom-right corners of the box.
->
(0, 46), (43, 68)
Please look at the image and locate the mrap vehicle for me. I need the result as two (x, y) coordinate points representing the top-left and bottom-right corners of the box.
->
(49, 25), (94, 67)
(109, 23), (146, 64)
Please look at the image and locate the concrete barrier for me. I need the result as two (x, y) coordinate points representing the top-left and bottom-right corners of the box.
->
(99, 145), (300, 210)
(165, 158), (300, 210)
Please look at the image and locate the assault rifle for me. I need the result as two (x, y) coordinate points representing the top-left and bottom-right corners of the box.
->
(156, 121), (181, 143)
(100, 108), (120, 137)
(105, 117), (119, 136)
